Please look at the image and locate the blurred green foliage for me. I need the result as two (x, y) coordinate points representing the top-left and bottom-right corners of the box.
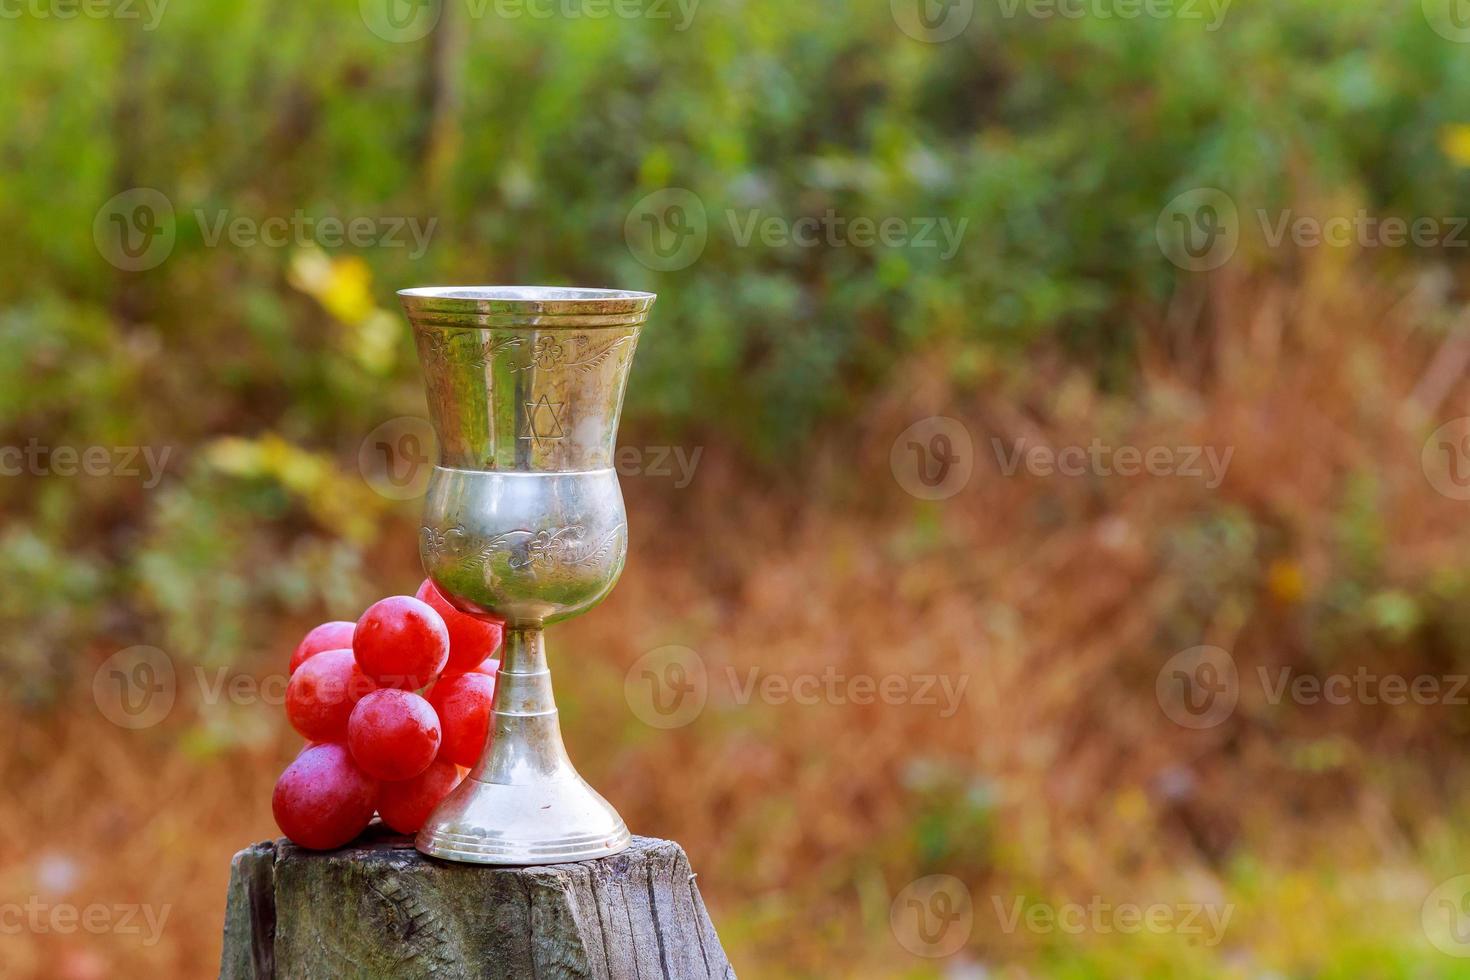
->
(3, 0), (1470, 690)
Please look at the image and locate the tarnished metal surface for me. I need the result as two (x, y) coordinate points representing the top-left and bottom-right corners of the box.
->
(399, 286), (654, 865)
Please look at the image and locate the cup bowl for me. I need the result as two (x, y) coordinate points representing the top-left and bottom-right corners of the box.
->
(420, 468), (627, 626)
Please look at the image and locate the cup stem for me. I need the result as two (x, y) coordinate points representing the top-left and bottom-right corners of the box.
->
(417, 622), (631, 863)
(471, 625), (571, 783)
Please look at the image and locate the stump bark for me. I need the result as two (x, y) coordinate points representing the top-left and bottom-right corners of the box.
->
(220, 827), (735, 979)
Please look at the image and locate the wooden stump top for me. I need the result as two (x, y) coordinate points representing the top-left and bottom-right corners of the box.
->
(221, 826), (735, 980)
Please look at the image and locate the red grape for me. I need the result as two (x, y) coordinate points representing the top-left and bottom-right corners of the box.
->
(347, 689), (442, 781)
(415, 579), (503, 674)
(353, 596), (449, 690)
(286, 649), (375, 742)
(376, 759), (461, 834)
(289, 620), (356, 674)
(428, 671), (496, 768)
(272, 743), (377, 850)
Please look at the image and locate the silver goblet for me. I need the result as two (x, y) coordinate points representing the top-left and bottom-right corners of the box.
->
(398, 285), (654, 865)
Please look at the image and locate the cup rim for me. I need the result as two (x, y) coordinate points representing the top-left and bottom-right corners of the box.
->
(398, 285), (656, 328)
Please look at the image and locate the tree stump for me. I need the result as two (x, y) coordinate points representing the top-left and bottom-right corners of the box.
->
(220, 826), (735, 979)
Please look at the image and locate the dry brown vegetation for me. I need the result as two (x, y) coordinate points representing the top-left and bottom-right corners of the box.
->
(8, 258), (1470, 977)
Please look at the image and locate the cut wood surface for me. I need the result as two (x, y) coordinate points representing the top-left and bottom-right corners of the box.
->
(220, 827), (735, 979)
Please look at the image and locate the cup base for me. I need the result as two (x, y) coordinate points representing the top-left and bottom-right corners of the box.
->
(415, 772), (632, 865)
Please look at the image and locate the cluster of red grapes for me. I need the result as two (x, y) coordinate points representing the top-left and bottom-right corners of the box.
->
(272, 580), (503, 850)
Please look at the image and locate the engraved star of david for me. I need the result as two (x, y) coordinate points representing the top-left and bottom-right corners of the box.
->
(520, 393), (568, 446)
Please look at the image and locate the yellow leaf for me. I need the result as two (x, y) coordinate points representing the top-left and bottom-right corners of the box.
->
(1440, 124), (1470, 168)
(1267, 559), (1305, 604)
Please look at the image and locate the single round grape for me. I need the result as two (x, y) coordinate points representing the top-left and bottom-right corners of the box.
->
(353, 595), (449, 690)
(376, 759), (462, 834)
(347, 688), (442, 781)
(415, 579), (504, 674)
(272, 743), (377, 850)
(286, 649), (375, 742)
(428, 671), (496, 768)
(289, 620), (356, 674)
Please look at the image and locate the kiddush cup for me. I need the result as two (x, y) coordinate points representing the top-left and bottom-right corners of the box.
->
(399, 286), (654, 864)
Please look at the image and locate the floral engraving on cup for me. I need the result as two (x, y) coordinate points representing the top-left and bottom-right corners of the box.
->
(418, 329), (525, 368)
(418, 329), (636, 376)
(530, 337), (567, 369)
(512, 333), (637, 374)
(566, 334), (637, 373)
(517, 525), (626, 570)
(420, 523), (467, 565)
(421, 522), (627, 573)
